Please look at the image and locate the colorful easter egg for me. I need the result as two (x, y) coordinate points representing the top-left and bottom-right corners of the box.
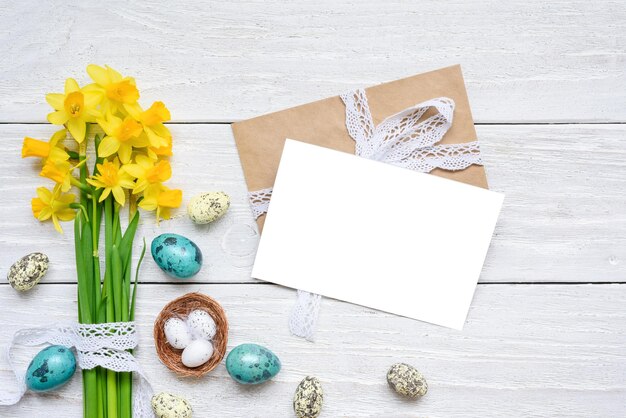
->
(151, 233), (202, 279)
(26, 345), (76, 392)
(225, 343), (281, 385)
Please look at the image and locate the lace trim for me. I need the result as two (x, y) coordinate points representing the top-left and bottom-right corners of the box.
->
(0, 322), (154, 418)
(288, 291), (322, 341)
(248, 187), (273, 220)
(340, 88), (482, 171)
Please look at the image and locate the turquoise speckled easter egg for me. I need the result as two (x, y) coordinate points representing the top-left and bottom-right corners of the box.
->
(151, 233), (203, 279)
(226, 343), (281, 385)
(26, 345), (76, 392)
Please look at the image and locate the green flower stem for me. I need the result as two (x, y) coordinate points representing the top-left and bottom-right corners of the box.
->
(75, 212), (99, 418)
(70, 176), (91, 193)
(70, 203), (89, 222)
(119, 231), (132, 418)
(72, 124), (144, 418)
(112, 245), (122, 326)
(104, 197), (118, 418)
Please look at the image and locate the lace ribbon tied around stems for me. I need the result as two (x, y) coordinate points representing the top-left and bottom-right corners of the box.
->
(0, 321), (155, 418)
(248, 89), (483, 341)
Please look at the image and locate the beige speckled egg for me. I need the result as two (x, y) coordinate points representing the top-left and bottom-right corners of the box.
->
(7, 252), (49, 291)
(387, 363), (428, 398)
(151, 392), (192, 418)
(293, 376), (323, 418)
(187, 192), (230, 224)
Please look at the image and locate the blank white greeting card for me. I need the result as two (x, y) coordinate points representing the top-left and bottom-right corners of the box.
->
(252, 139), (504, 329)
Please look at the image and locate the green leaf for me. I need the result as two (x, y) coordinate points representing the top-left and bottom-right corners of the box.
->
(75, 215), (92, 324)
(97, 296), (108, 324)
(81, 220), (95, 321)
(119, 211), (140, 272)
(130, 239), (146, 321)
(111, 245), (123, 322)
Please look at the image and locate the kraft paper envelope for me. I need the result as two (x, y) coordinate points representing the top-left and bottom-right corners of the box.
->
(252, 140), (504, 329)
(232, 65), (488, 232)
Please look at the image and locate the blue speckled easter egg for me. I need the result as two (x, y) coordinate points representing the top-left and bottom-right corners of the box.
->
(226, 343), (281, 385)
(151, 233), (203, 279)
(26, 345), (76, 392)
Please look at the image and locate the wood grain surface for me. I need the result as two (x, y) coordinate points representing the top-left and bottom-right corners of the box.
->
(0, 1), (625, 123)
(0, 0), (625, 417)
(0, 284), (624, 417)
(2, 124), (624, 285)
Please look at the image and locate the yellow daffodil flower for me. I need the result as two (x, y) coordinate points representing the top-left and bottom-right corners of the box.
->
(46, 79), (101, 143)
(39, 157), (86, 192)
(148, 135), (173, 159)
(22, 129), (69, 162)
(31, 186), (76, 233)
(87, 158), (135, 206)
(138, 184), (182, 222)
(86, 64), (139, 115)
(125, 101), (171, 148)
(40, 160), (72, 192)
(122, 154), (172, 194)
(97, 113), (149, 163)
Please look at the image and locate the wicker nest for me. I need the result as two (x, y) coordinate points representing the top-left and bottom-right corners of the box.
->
(154, 292), (228, 377)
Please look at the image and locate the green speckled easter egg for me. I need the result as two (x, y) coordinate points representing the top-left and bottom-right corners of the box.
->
(151, 233), (202, 279)
(225, 343), (281, 385)
(26, 345), (76, 392)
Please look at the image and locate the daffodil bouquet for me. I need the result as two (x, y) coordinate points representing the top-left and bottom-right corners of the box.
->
(22, 65), (182, 418)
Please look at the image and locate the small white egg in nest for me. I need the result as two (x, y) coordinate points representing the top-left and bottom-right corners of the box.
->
(186, 309), (217, 341)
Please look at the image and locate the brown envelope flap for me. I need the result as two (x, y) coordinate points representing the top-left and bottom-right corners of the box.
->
(232, 65), (488, 229)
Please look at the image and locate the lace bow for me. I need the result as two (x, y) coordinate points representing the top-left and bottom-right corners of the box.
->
(249, 89), (483, 340)
(0, 322), (154, 418)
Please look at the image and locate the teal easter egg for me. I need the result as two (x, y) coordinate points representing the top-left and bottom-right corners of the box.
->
(26, 345), (76, 392)
(226, 343), (281, 385)
(151, 233), (203, 279)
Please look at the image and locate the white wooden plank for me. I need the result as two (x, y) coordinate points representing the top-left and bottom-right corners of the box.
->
(2, 123), (625, 284)
(0, 283), (624, 417)
(0, 0), (625, 123)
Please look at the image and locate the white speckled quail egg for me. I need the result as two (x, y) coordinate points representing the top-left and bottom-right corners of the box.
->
(187, 191), (230, 224)
(181, 339), (214, 368)
(186, 309), (217, 341)
(151, 392), (192, 418)
(164, 317), (194, 350)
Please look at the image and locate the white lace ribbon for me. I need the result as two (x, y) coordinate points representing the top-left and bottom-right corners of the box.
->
(0, 321), (154, 418)
(248, 188), (273, 220)
(288, 291), (322, 342)
(249, 89), (483, 341)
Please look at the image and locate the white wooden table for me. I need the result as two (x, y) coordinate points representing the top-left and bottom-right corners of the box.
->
(1, 1), (625, 417)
